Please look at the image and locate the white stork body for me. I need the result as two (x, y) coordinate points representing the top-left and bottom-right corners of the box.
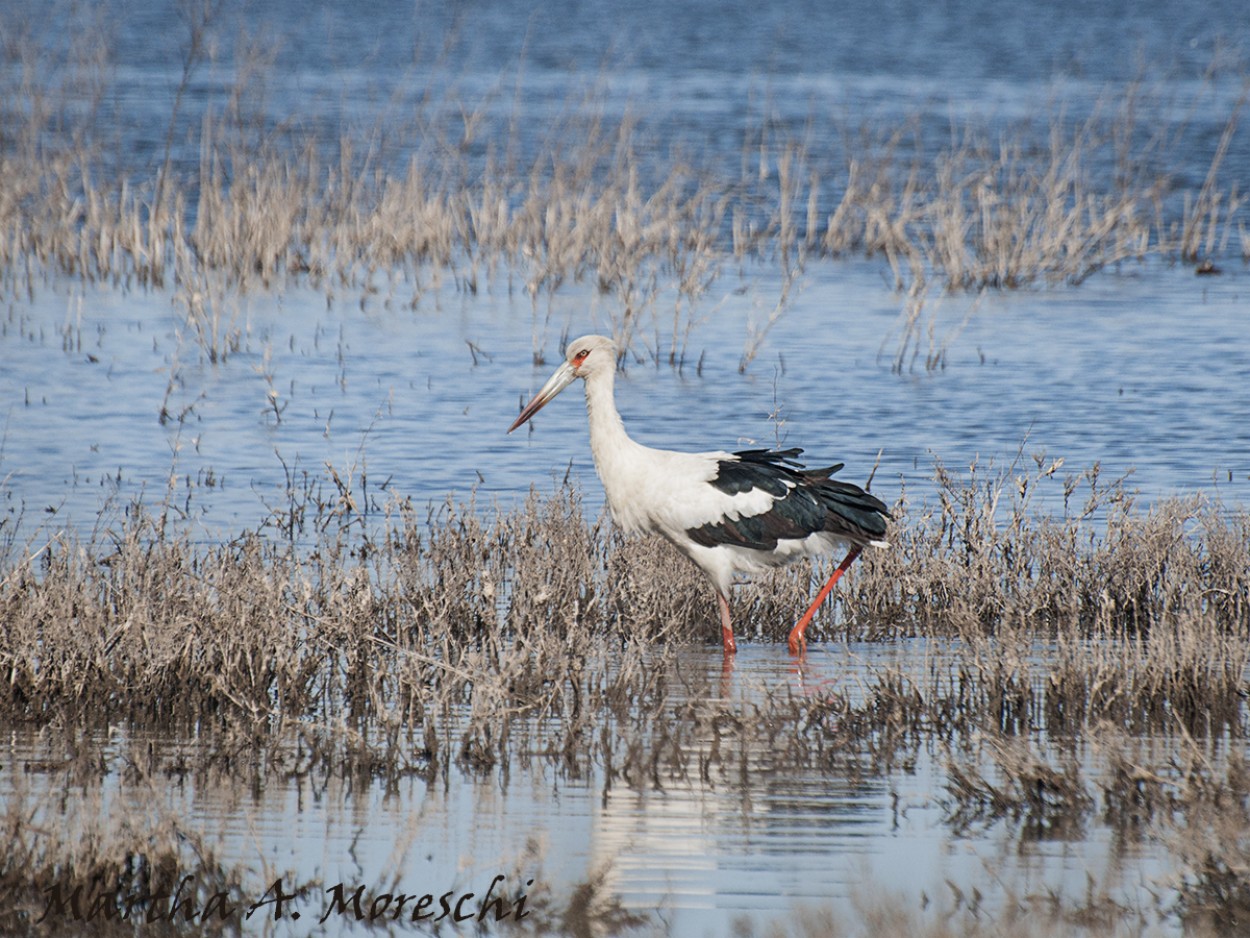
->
(508, 334), (890, 655)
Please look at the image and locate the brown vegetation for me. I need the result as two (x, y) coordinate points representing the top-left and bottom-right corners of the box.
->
(0, 457), (1246, 934)
(3, 459), (1244, 740)
(0, 8), (1246, 370)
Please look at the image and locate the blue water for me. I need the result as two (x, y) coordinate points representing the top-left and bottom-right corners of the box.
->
(3, 261), (1246, 539)
(2, 1), (1249, 934)
(9, 0), (1250, 198)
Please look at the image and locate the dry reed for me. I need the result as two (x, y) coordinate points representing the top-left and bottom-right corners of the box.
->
(1, 8), (1245, 370)
(1, 458), (1245, 743)
(0, 456), (1246, 933)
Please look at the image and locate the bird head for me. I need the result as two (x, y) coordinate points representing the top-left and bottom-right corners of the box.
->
(507, 334), (615, 433)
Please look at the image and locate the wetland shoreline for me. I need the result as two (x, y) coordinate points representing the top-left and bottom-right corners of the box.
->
(1, 465), (1246, 935)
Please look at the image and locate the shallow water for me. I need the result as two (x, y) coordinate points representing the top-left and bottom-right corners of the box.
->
(11, 0), (1250, 188)
(0, 643), (1192, 935)
(3, 0), (1249, 933)
(2, 260), (1247, 541)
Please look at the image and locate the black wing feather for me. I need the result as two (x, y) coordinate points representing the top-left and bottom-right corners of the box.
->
(708, 448), (811, 497)
(688, 447), (889, 551)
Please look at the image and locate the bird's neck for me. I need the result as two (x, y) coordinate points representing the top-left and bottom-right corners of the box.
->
(583, 367), (633, 460)
(582, 366), (659, 536)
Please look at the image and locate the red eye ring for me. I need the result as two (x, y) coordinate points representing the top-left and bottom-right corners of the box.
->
(572, 349), (590, 367)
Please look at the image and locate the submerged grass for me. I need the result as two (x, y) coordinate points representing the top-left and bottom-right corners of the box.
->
(1, 7), (1247, 368)
(3, 459), (1245, 740)
(0, 458), (1246, 932)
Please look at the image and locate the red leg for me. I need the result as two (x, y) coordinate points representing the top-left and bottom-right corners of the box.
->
(717, 591), (737, 654)
(788, 546), (863, 656)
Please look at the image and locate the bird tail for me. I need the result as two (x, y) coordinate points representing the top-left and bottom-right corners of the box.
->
(811, 475), (892, 546)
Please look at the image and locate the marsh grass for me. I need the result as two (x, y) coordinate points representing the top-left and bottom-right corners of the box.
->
(1, 8), (1246, 370)
(1, 458), (1245, 744)
(8, 447), (1229, 935)
(1, 458), (1246, 932)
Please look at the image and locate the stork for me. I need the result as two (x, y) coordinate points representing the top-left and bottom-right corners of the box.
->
(507, 334), (890, 655)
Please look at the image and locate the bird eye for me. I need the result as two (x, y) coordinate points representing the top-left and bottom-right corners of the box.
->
(572, 349), (590, 366)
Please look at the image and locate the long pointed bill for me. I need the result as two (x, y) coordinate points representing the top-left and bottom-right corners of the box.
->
(507, 361), (577, 433)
